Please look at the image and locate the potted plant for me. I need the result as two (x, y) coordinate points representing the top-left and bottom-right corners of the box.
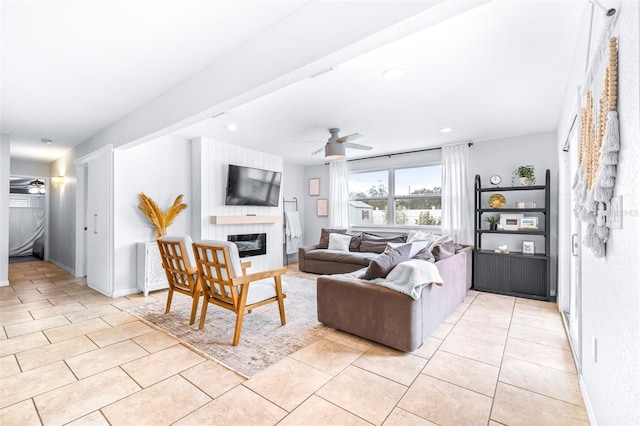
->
(484, 215), (500, 231)
(512, 165), (536, 186)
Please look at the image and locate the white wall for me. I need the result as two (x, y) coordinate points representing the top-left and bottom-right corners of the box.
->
(0, 134), (10, 285)
(48, 152), (76, 273)
(557, 2), (640, 424)
(470, 132), (559, 295)
(193, 138), (284, 271)
(113, 135), (192, 295)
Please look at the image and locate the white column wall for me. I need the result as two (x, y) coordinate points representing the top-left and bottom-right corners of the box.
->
(0, 134), (10, 285)
(113, 135), (192, 296)
(194, 138), (284, 271)
(556, 2), (640, 424)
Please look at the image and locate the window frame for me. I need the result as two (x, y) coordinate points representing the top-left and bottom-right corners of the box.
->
(347, 162), (442, 229)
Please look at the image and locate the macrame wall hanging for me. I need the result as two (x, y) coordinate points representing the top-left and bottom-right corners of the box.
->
(573, 3), (619, 258)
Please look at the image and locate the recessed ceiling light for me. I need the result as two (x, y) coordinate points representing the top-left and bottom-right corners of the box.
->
(41, 138), (53, 144)
(226, 123), (238, 132)
(440, 127), (453, 133)
(383, 68), (405, 80)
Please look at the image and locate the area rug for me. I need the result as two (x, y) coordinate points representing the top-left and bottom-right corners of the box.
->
(126, 271), (331, 378)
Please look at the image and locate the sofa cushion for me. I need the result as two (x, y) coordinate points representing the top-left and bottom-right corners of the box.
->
(361, 243), (411, 280)
(359, 232), (407, 253)
(318, 228), (347, 249)
(304, 249), (378, 266)
(328, 233), (352, 251)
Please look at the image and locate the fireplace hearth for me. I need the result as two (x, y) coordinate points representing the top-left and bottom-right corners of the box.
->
(227, 233), (267, 258)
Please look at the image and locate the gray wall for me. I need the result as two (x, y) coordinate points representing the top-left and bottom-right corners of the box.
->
(283, 161), (305, 263)
(10, 159), (51, 178)
(470, 132), (558, 295)
(303, 164), (331, 246)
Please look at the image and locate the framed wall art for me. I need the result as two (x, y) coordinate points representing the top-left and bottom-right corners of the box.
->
(520, 217), (539, 230)
(309, 178), (320, 196)
(317, 199), (328, 216)
(499, 213), (523, 231)
(522, 240), (535, 255)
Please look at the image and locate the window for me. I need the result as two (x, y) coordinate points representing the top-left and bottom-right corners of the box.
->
(348, 165), (442, 226)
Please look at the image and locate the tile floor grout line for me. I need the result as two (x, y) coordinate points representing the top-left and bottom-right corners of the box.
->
(486, 293), (516, 424)
(495, 379), (586, 408)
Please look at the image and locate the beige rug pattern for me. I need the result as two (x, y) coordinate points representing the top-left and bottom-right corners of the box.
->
(126, 271), (331, 378)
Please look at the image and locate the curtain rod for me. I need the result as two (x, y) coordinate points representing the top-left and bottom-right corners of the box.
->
(325, 142), (473, 165)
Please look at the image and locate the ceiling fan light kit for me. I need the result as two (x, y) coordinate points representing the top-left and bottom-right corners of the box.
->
(295, 128), (373, 159)
(325, 143), (345, 160)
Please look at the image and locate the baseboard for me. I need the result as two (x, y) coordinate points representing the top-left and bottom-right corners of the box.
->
(48, 258), (76, 275)
(111, 287), (140, 298)
(580, 376), (597, 425)
(0, 280), (9, 287)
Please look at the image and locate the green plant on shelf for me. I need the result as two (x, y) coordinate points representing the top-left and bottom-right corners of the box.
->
(512, 165), (536, 186)
(484, 215), (500, 225)
(484, 215), (500, 230)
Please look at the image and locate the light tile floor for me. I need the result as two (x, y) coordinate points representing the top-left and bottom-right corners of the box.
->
(1, 261), (589, 425)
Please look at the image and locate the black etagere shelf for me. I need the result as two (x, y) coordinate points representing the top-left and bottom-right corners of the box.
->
(473, 169), (552, 301)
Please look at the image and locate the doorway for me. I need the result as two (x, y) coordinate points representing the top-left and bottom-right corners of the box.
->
(75, 146), (114, 296)
(559, 114), (582, 372)
(8, 176), (49, 263)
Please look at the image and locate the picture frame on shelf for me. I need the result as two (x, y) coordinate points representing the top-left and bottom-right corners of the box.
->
(499, 213), (523, 231)
(309, 178), (320, 196)
(522, 240), (535, 255)
(317, 199), (328, 216)
(520, 217), (539, 230)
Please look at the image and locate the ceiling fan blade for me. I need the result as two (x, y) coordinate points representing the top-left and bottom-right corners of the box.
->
(311, 145), (325, 155)
(336, 133), (362, 143)
(343, 142), (372, 151)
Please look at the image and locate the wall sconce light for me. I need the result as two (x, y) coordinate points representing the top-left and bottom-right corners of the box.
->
(51, 176), (65, 188)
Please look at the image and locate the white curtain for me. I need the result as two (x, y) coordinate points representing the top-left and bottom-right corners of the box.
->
(329, 160), (349, 229)
(441, 143), (473, 244)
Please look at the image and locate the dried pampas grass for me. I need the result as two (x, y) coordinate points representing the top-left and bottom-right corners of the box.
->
(138, 193), (187, 238)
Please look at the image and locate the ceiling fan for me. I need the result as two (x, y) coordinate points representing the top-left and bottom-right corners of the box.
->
(296, 128), (372, 159)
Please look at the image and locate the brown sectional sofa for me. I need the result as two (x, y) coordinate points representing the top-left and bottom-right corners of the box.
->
(315, 244), (473, 352)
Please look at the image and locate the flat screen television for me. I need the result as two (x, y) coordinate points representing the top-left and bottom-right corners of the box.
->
(225, 164), (282, 207)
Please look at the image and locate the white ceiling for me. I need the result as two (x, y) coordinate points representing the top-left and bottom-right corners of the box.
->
(3, 0), (585, 165)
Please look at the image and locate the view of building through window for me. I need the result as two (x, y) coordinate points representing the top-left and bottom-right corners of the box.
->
(348, 165), (442, 226)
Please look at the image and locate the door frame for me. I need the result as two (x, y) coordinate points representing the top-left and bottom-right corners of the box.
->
(74, 145), (114, 293)
(558, 100), (582, 372)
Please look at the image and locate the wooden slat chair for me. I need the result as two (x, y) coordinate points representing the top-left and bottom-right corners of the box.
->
(192, 240), (287, 346)
(156, 236), (201, 325)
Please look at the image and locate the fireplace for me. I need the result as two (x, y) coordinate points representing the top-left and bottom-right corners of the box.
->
(227, 233), (267, 258)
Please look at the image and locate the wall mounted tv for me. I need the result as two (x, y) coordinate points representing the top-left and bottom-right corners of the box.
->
(225, 164), (282, 207)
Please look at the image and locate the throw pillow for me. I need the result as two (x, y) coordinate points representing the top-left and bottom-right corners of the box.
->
(413, 247), (435, 263)
(361, 243), (411, 280)
(318, 228), (347, 249)
(432, 240), (457, 261)
(349, 232), (362, 252)
(384, 240), (429, 258)
(407, 230), (434, 243)
(328, 233), (352, 252)
(427, 234), (453, 251)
